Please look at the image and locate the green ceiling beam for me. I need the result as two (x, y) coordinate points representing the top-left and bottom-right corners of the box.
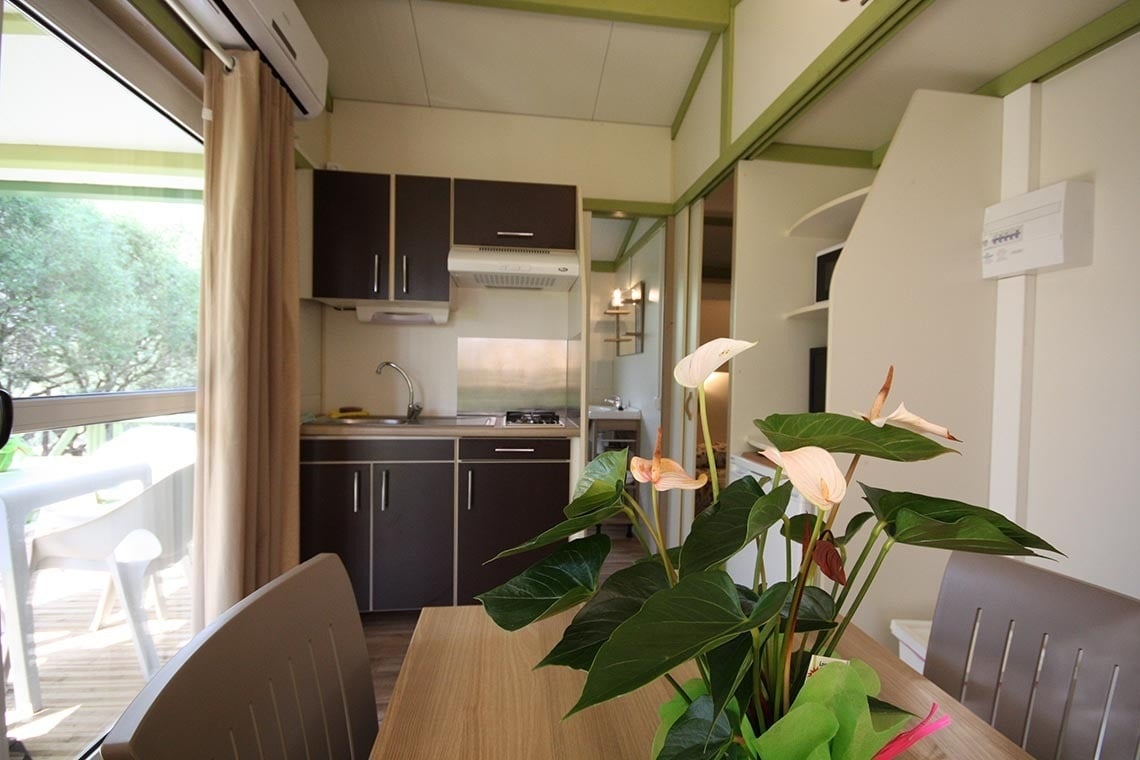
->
(974, 0), (1140, 97)
(615, 218), (639, 260)
(0, 180), (202, 203)
(0, 144), (203, 176)
(122, 0), (204, 71)
(674, 0), (933, 211)
(431, 0), (730, 31)
(719, 9), (734, 152)
(757, 143), (875, 169)
(871, 140), (891, 168)
(671, 33), (720, 139)
(590, 259), (618, 273)
(612, 217), (666, 270)
(583, 198), (673, 218)
(2, 9), (44, 35)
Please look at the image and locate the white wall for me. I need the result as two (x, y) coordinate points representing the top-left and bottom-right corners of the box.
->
(827, 90), (1003, 645)
(700, 280), (732, 443)
(672, 40), (722, 197)
(1024, 35), (1140, 598)
(588, 269), (617, 404)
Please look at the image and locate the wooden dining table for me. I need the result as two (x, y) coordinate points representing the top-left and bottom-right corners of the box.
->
(371, 605), (1032, 759)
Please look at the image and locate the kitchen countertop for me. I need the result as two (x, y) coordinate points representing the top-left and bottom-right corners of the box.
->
(301, 415), (580, 438)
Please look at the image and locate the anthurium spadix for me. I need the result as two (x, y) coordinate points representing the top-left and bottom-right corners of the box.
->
(763, 446), (847, 511)
(673, 338), (757, 388)
(866, 403), (961, 442)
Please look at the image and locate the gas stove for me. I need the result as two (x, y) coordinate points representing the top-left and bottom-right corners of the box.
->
(504, 410), (563, 426)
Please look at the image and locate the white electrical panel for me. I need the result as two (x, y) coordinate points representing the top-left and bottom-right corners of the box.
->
(981, 180), (1093, 279)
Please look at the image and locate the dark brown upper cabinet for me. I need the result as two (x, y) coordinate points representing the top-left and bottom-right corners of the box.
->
(313, 169), (390, 300)
(453, 179), (577, 251)
(394, 175), (452, 302)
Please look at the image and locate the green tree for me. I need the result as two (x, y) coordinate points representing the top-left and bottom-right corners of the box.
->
(0, 193), (199, 397)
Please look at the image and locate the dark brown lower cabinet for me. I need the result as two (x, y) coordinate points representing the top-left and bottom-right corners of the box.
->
(300, 463), (371, 610)
(457, 444), (571, 604)
(372, 462), (454, 610)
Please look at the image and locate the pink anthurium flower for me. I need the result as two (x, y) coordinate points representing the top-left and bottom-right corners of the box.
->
(762, 446), (847, 511)
(866, 402), (962, 442)
(630, 430), (708, 492)
(873, 703), (951, 759)
(673, 338), (757, 388)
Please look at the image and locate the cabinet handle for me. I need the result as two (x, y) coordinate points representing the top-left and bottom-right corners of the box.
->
(494, 447), (535, 453)
(466, 470), (473, 511)
(496, 231), (534, 238)
(373, 254), (380, 294)
(353, 470), (360, 513)
(379, 469), (389, 512)
(402, 255), (408, 294)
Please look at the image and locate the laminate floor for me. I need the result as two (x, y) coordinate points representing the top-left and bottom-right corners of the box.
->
(363, 524), (645, 724)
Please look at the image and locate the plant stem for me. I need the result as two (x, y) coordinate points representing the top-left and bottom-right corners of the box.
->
(621, 505), (653, 557)
(650, 488), (678, 585)
(750, 628), (766, 732)
(664, 673), (692, 704)
(780, 512), (823, 713)
(780, 515), (793, 583)
(698, 385), (719, 502)
(824, 537), (896, 656)
(753, 534), (767, 594)
(826, 453), (862, 532)
(832, 522), (884, 615)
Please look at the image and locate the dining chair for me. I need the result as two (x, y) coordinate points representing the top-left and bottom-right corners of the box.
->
(100, 553), (378, 760)
(27, 463), (194, 679)
(924, 552), (1140, 759)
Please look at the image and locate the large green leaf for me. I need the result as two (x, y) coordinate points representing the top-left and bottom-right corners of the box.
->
(565, 450), (628, 517)
(836, 512), (876, 546)
(705, 634), (754, 730)
(568, 571), (789, 716)
(679, 477), (767, 577)
(755, 413), (957, 462)
(651, 679), (707, 760)
(781, 585), (837, 633)
(477, 534), (610, 631)
(657, 696), (734, 760)
(493, 503), (624, 559)
(538, 559), (669, 671)
(861, 484), (1061, 556)
(745, 482), (794, 545)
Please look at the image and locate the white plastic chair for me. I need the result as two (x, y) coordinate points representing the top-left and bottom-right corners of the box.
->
(27, 464), (194, 679)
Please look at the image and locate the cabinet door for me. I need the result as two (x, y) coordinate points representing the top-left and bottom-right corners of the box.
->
(313, 170), (390, 299)
(395, 175), (451, 302)
(300, 463), (372, 611)
(453, 179), (576, 251)
(372, 462), (454, 610)
(457, 461), (570, 603)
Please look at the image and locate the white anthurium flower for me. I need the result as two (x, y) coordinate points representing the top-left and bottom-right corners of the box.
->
(865, 402), (962, 442)
(762, 445), (847, 511)
(673, 338), (758, 388)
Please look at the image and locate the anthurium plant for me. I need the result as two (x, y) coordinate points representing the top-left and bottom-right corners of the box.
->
(478, 338), (1061, 760)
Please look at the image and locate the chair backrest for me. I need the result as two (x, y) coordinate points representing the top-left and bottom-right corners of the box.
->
(925, 553), (1140, 759)
(100, 553), (378, 760)
(29, 463), (194, 571)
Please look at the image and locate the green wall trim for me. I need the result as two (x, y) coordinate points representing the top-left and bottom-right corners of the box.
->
(2, 9), (44, 35)
(675, 0), (932, 211)
(615, 218), (639, 259)
(590, 260), (618, 273)
(974, 0), (1140, 97)
(719, 9), (734, 152)
(672, 33), (720, 139)
(0, 144), (203, 176)
(431, 0), (729, 31)
(0, 180), (202, 202)
(583, 198), (673, 217)
(871, 140), (891, 168)
(757, 143), (875, 168)
(123, 0), (204, 71)
(612, 217), (666, 270)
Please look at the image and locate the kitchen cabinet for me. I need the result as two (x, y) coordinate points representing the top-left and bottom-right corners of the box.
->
(457, 438), (571, 604)
(395, 175), (451, 302)
(312, 170), (390, 300)
(453, 179), (577, 251)
(300, 438), (454, 612)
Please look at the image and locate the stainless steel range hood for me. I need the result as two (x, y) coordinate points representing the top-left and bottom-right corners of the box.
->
(447, 246), (579, 291)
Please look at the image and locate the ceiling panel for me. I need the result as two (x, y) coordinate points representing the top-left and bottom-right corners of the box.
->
(780, 0), (1122, 149)
(296, 0), (428, 106)
(594, 23), (708, 126)
(591, 217), (634, 261)
(411, 1), (612, 120)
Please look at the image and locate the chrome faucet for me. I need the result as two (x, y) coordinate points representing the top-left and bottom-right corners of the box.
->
(376, 361), (423, 421)
(604, 394), (624, 410)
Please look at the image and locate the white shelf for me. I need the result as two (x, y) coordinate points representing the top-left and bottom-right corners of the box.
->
(787, 185), (871, 239)
(782, 300), (829, 319)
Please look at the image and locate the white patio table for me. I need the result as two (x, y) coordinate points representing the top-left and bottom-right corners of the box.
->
(0, 458), (151, 714)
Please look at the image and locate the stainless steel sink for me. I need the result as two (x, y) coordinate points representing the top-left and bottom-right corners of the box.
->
(313, 414), (499, 427)
(328, 416), (409, 425)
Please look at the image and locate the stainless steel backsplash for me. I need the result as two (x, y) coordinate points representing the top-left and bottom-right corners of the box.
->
(457, 337), (569, 413)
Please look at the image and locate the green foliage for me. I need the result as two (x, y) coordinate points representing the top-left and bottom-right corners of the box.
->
(564, 449), (628, 517)
(658, 695), (734, 760)
(0, 194), (198, 397)
(755, 413), (957, 462)
(680, 476), (784, 577)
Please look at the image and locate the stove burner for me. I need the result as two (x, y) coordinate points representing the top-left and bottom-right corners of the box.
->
(505, 410), (562, 426)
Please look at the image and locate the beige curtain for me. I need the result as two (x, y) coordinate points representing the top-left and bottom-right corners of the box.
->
(194, 50), (300, 629)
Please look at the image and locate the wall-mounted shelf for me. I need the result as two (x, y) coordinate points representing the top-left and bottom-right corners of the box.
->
(787, 185), (871, 239)
(783, 301), (830, 320)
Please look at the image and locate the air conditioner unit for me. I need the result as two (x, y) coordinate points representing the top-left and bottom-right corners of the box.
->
(178, 0), (328, 119)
